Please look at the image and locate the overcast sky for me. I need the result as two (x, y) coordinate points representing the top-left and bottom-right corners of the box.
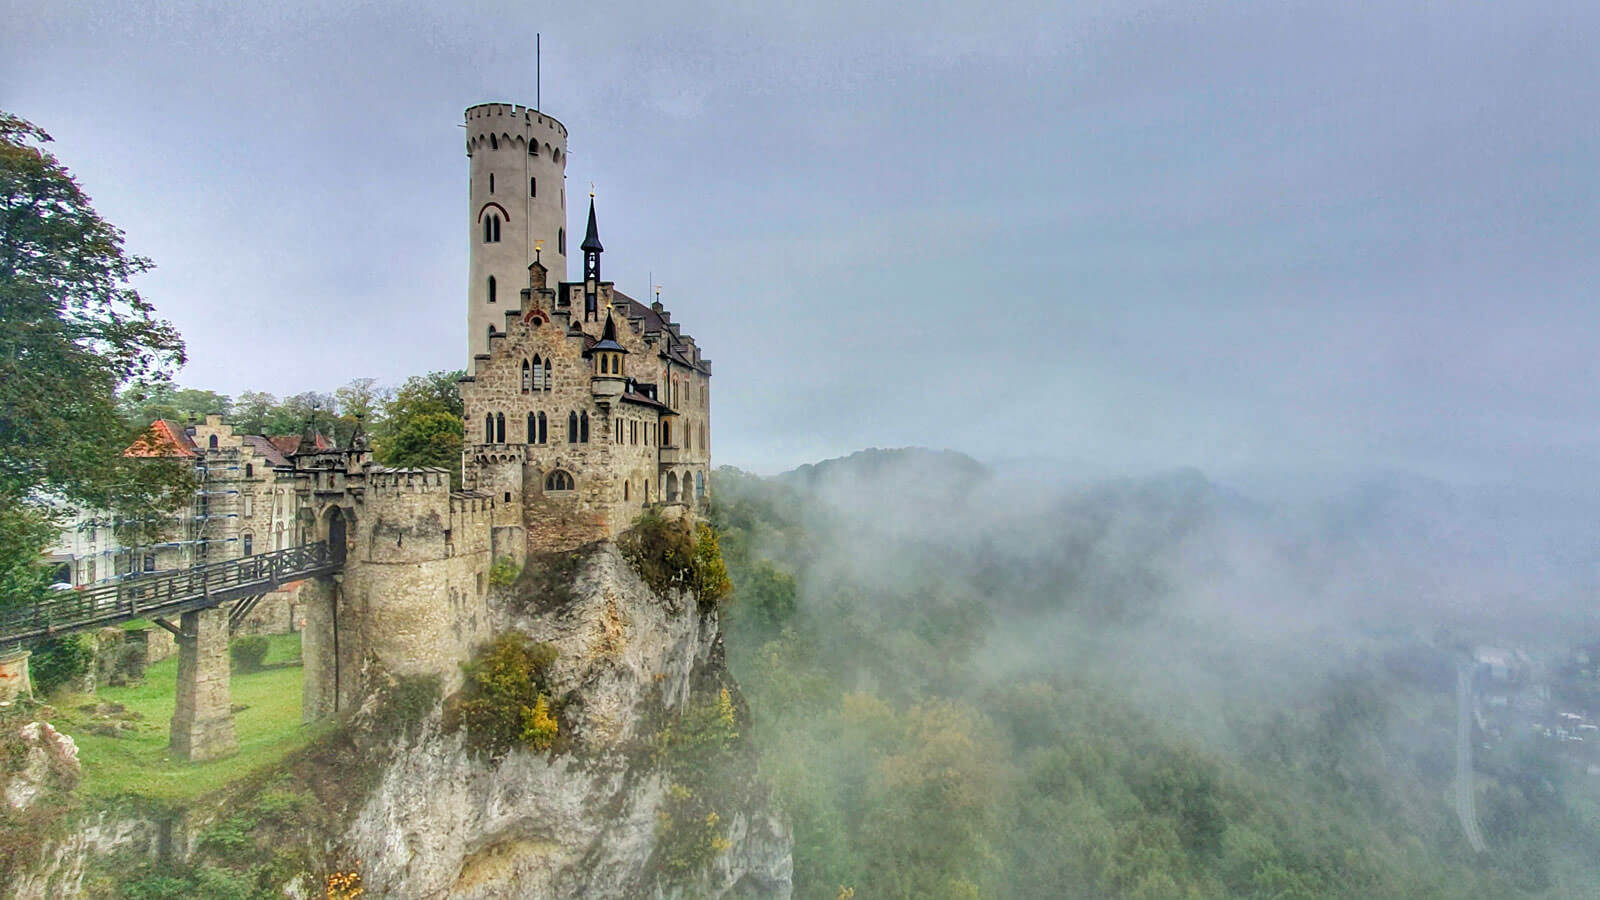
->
(5, 1), (1598, 479)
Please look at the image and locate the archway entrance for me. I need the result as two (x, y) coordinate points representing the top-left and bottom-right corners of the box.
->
(328, 507), (348, 564)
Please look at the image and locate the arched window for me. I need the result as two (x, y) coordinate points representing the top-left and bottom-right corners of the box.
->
(208, 434), (218, 450)
(521, 359), (531, 391)
(696, 472), (705, 502)
(490, 134), (498, 150)
(580, 411), (590, 443)
(530, 177), (537, 197)
(545, 469), (573, 492)
(526, 412), (535, 443)
(488, 275), (497, 304)
(242, 534), (253, 556)
(493, 216), (501, 242)
(568, 411), (578, 444)
(495, 412), (506, 444)
(531, 355), (544, 390)
(483, 217), (491, 242)
(537, 411), (547, 444)
(662, 421), (672, 447)
(543, 358), (552, 389)
(666, 472), (680, 503)
(553, 147), (561, 163)
(245, 463), (253, 478)
(529, 141), (538, 157)
(485, 412), (494, 443)
(544, 142), (552, 157)
(558, 228), (565, 254)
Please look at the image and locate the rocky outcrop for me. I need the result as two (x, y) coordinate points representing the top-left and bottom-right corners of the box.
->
(342, 542), (791, 898)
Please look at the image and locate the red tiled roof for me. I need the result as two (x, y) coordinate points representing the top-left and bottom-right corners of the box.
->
(267, 432), (331, 456)
(124, 419), (198, 458)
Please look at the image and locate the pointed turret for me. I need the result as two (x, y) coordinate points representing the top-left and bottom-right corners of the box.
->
(582, 193), (603, 322)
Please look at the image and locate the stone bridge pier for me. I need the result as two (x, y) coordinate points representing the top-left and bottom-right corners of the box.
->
(167, 607), (238, 761)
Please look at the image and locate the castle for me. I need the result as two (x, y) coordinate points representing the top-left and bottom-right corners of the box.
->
(82, 102), (716, 756)
(458, 102), (713, 550)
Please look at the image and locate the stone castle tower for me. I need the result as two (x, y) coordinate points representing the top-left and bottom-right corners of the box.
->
(465, 103), (571, 362)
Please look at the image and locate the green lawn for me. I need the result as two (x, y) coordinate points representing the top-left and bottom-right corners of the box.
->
(48, 632), (331, 804)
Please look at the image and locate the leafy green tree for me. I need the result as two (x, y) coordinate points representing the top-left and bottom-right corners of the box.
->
(374, 370), (464, 485)
(119, 384), (231, 427)
(331, 377), (390, 446)
(0, 111), (188, 609)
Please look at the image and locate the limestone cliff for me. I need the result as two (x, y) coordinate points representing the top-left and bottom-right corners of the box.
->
(5, 537), (791, 899)
(344, 541), (792, 898)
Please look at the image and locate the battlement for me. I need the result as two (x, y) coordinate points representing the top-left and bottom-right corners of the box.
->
(464, 102), (568, 137)
(366, 466), (451, 494)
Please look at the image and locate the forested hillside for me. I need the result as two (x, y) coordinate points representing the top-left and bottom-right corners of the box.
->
(709, 451), (1600, 899)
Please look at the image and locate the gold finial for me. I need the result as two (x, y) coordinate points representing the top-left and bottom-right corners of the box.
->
(654, 284), (662, 300)
(589, 182), (595, 198)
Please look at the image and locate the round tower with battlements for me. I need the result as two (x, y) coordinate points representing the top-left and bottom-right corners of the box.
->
(466, 103), (569, 362)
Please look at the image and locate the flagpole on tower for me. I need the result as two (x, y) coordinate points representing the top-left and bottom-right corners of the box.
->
(536, 33), (541, 111)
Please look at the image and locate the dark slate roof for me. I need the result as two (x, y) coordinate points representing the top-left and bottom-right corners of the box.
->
(610, 290), (709, 375)
(621, 390), (673, 413)
(590, 310), (627, 354)
(242, 435), (292, 467)
(581, 197), (603, 253)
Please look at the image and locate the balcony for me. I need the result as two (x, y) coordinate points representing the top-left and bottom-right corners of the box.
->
(658, 445), (683, 465)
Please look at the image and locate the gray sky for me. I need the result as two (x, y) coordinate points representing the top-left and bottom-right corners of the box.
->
(5, 1), (1598, 479)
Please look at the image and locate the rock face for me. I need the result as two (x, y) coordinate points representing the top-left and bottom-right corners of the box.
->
(342, 542), (792, 899)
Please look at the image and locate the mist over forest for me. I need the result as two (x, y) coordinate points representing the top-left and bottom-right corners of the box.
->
(710, 449), (1600, 897)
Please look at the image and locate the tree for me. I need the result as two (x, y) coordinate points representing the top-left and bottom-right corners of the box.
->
(119, 383), (231, 427)
(0, 111), (188, 609)
(332, 377), (391, 446)
(374, 370), (464, 486)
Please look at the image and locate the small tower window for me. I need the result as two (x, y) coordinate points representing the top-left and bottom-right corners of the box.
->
(580, 411), (590, 443)
(545, 470), (573, 492)
(558, 228), (565, 254)
(624, 480), (630, 501)
(493, 216), (501, 242)
(537, 411), (547, 443)
(526, 412), (535, 442)
(495, 412), (506, 444)
(484, 413), (494, 442)
(530, 141), (538, 157)
(489, 173), (495, 193)
(488, 275), (497, 304)
(530, 177), (537, 197)
(490, 134), (498, 150)
(568, 411), (578, 444)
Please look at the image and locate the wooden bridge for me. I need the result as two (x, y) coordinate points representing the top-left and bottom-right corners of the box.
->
(1, 541), (341, 647)
(3, 542), (344, 762)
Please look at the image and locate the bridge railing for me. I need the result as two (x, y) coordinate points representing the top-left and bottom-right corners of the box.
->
(0, 541), (335, 645)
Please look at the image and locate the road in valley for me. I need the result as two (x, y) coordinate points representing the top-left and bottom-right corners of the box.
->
(1455, 662), (1488, 853)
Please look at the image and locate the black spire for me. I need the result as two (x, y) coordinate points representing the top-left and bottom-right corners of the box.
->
(581, 196), (603, 253)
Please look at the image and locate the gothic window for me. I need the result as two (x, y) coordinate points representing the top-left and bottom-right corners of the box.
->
(545, 470), (574, 492)
(696, 472), (705, 501)
(530, 355), (542, 390)
(666, 472), (680, 503)
(569, 411), (578, 444)
(493, 216), (501, 242)
(490, 134), (498, 150)
(521, 359), (530, 391)
(538, 411), (547, 443)
(209, 434), (218, 450)
(243, 534), (253, 556)
(530, 177), (537, 197)
(530, 141), (538, 157)
(485, 413), (494, 443)
(488, 275), (497, 304)
(495, 412), (506, 444)
(580, 411), (590, 443)
(543, 358), (552, 390)
(558, 228), (565, 254)
(526, 412), (535, 443)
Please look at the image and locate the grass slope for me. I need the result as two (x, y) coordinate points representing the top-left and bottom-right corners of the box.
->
(49, 632), (328, 804)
